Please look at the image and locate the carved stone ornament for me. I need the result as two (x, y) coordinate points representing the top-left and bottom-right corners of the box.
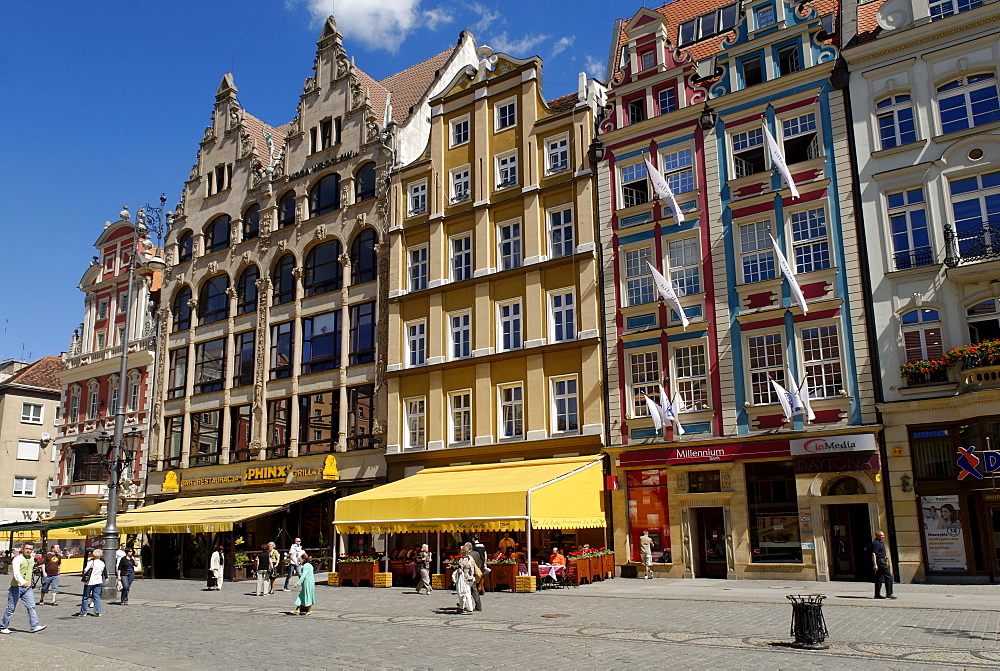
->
(287, 115), (301, 138)
(228, 106), (243, 132)
(164, 266), (172, 282)
(260, 211), (273, 235)
(189, 163), (200, 181)
(207, 261), (218, 274)
(676, 473), (688, 493)
(721, 470), (731, 491)
(240, 128), (254, 158)
(225, 285), (238, 299)
(187, 298), (199, 310)
(366, 116), (380, 142)
(203, 125), (216, 142)
(277, 239), (287, 253)
(260, 232), (272, 253)
(291, 266), (304, 280)
(341, 183), (351, 211)
(252, 279), (270, 411)
(338, 251), (352, 266)
(242, 250), (251, 265)
(303, 75), (317, 95)
(249, 439), (263, 451)
(336, 51), (349, 78)
(174, 272), (185, 285)
(314, 224), (327, 240)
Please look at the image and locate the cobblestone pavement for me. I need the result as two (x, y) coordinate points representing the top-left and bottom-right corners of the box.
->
(3, 575), (1000, 669)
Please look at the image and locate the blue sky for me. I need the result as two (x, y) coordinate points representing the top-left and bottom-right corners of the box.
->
(0, 0), (628, 362)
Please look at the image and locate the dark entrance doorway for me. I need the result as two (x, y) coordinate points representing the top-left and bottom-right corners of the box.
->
(827, 503), (872, 582)
(694, 507), (728, 578)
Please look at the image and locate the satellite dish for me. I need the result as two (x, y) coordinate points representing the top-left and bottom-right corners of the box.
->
(40, 432), (51, 443)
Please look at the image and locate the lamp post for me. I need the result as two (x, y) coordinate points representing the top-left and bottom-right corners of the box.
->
(98, 196), (169, 600)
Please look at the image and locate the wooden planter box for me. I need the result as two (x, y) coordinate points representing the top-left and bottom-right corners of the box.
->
(374, 571), (393, 587)
(231, 567), (248, 582)
(487, 563), (516, 592)
(573, 557), (590, 585)
(602, 553), (615, 578)
(590, 557), (604, 583)
(339, 562), (377, 586)
(515, 575), (536, 592)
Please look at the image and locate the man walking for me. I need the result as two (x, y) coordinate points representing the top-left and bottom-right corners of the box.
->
(1, 543), (45, 634)
(39, 545), (61, 606)
(868, 530), (896, 599)
(464, 542), (485, 612)
(415, 544), (433, 595)
(639, 531), (654, 579)
(283, 538), (304, 591)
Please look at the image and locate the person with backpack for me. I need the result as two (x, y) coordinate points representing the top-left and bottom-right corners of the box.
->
(73, 549), (106, 617)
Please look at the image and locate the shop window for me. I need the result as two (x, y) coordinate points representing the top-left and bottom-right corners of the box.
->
(190, 410), (223, 466)
(911, 425), (976, 479)
(689, 470), (721, 493)
(230, 405), (254, 461)
(299, 391), (339, 455)
(746, 461), (802, 563)
(626, 470), (670, 563)
(266, 398), (291, 459)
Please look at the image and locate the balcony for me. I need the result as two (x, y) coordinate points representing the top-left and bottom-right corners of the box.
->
(902, 368), (952, 387)
(66, 335), (157, 369)
(944, 222), (1000, 268)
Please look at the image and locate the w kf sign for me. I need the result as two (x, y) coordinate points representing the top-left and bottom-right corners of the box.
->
(956, 445), (1000, 480)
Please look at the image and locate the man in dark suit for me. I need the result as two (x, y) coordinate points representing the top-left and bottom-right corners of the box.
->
(464, 542), (485, 611)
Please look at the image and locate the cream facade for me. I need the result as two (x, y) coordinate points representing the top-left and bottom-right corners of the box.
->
(385, 49), (608, 479)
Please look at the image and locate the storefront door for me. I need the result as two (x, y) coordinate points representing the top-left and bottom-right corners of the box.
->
(694, 507), (727, 578)
(827, 504), (872, 582)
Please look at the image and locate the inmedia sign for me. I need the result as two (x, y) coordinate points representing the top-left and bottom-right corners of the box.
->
(790, 433), (877, 456)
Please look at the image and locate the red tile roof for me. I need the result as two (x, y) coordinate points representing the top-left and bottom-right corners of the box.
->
(858, 0), (887, 44)
(378, 47), (455, 124)
(547, 92), (580, 112)
(2, 356), (66, 392)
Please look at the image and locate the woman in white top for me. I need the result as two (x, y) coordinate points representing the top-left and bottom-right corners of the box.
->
(73, 549), (106, 617)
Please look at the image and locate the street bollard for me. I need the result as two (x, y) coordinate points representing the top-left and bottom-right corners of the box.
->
(786, 594), (829, 649)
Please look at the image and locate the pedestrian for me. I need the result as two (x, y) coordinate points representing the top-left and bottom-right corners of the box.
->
(639, 530), (654, 579)
(266, 542), (281, 594)
(453, 547), (475, 614)
(0, 542), (46, 633)
(283, 537), (304, 591)
(73, 548), (106, 617)
(867, 530), (896, 599)
(117, 548), (137, 605)
(463, 542), (485, 612)
(498, 533), (515, 554)
(254, 549), (269, 596)
(209, 546), (224, 590)
(293, 554), (315, 615)
(415, 544), (433, 595)
(39, 544), (62, 606)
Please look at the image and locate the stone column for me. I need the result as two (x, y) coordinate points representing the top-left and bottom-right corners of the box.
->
(337, 252), (352, 452)
(252, 278), (272, 460)
(289, 267), (305, 458)
(180, 297), (198, 469)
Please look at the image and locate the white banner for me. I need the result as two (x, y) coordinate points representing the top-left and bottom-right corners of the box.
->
(643, 156), (684, 223)
(763, 122), (800, 198)
(647, 263), (690, 329)
(790, 433), (877, 456)
(769, 234), (808, 315)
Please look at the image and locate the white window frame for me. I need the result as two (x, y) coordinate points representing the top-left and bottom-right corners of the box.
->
(498, 382), (524, 440)
(789, 207), (830, 274)
(628, 350), (661, 418)
(732, 127), (765, 178)
(408, 180), (428, 216)
(16, 440), (40, 461)
(13, 477), (36, 497)
(657, 87), (678, 115)
(127, 373), (141, 412)
(747, 332), (785, 405)
(876, 94), (918, 150)
(620, 161), (650, 209)
(403, 396), (426, 450)
(549, 288), (576, 343)
(780, 111), (821, 164)
(901, 308), (943, 362)
(937, 74), (1000, 135)
(887, 187), (931, 269)
(69, 388), (81, 423)
(408, 244), (429, 292)
(623, 245), (655, 306)
(495, 97), (517, 132)
(667, 237), (701, 297)
(450, 165), (471, 203)
(109, 382), (120, 415)
(496, 150), (518, 189)
(739, 220), (776, 284)
(545, 133), (570, 174)
(550, 375), (580, 435)
(450, 114), (470, 147)
(406, 319), (427, 368)
(671, 342), (710, 411)
(659, 147), (695, 195)
(449, 310), (472, 360)
(449, 389), (472, 446)
(98, 299), (109, 320)
(498, 218), (522, 270)
(752, 3), (777, 29)
(497, 299), (523, 352)
(88, 387), (99, 419)
(799, 322), (843, 399)
(20, 402), (43, 424)
(450, 233), (473, 282)
(547, 205), (575, 259)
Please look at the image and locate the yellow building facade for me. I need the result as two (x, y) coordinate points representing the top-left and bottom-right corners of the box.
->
(385, 51), (608, 488)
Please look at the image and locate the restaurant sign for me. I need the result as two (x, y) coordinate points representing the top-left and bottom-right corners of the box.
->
(790, 433), (877, 456)
(160, 454), (340, 493)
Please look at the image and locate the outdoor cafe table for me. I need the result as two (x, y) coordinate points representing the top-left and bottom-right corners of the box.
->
(537, 563), (565, 586)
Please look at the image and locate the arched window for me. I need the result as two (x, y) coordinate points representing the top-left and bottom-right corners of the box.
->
(968, 299), (1000, 343)
(204, 215), (231, 254)
(351, 229), (378, 284)
(272, 254), (296, 305)
(309, 173), (341, 218)
(305, 240), (344, 296)
(236, 265), (259, 314)
(172, 286), (192, 331)
(902, 309), (943, 362)
(178, 231), (194, 263)
(827, 476), (862, 496)
(356, 162), (377, 202)
(937, 73), (1000, 135)
(242, 204), (260, 241)
(199, 275), (230, 324)
(277, 191), (296, 228)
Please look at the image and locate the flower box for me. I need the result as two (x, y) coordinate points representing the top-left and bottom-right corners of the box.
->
(231, 567), (248, 582)
(590, 557), (604, 583)
(514, 575), (536, 593)
(602, 552), (615, 578)
(374, 571), (393, 588)
(338, 559), (378, 586)
(487, 562), (516, 592)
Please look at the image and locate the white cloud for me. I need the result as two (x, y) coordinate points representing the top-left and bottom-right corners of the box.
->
(551, 35), (575, 58)
(294, 0), (450, 53)
(467, 3), (501, 33)
(488, 32), (549, 57)
(584, 54), (605, 80)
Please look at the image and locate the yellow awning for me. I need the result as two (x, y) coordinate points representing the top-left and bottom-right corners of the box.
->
(334, 455), (605, 533)
(73, 487), (330, 535)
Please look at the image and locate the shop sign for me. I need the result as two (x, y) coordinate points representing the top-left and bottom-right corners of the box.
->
(955, 445), (1000, 480)
(790, 433), (877, 456)
(665, 440), (790, 465)
(161, 454), (340, 493)
(920, 495), (967, 571)
(793, 452), (880, 474)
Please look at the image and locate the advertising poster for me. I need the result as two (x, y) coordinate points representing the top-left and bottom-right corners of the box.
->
(921, 495), (967, 571)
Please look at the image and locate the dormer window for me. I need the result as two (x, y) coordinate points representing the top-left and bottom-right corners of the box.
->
(627, 98), (646, 125)
(754, 4), (777, 29)
(320, 118), (333, 150)
(640, 50), (656, 71)
(679, 3), (739, 45)
(208, 163), (232, 196)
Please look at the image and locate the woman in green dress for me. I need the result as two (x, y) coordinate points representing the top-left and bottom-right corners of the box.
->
(294, 554), (315, 614)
